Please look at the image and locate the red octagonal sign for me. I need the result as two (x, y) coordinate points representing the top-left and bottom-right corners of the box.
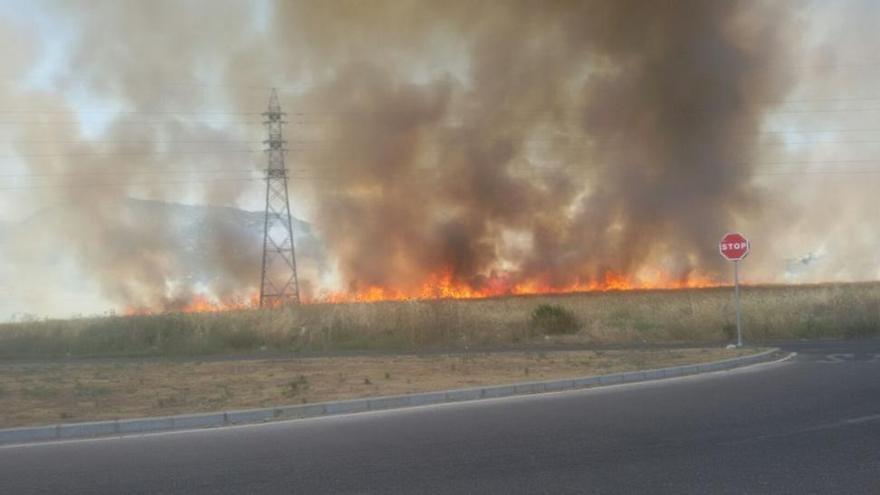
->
(719, 232), (750, 261)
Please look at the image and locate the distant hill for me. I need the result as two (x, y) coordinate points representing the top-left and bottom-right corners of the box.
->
(0, 198), (327, 294)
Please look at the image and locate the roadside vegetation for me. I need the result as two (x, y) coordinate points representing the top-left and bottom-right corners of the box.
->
(0, 282), (878, 358)
(0, 347), (757, 428)
(530, 304), (580, 336)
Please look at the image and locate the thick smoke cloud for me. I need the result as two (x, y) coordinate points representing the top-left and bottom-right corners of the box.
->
(10, 0), (863, 313)
(280, 0), (799, 294)
(3, 1), (266, 309)
(519, 1), (796, 285)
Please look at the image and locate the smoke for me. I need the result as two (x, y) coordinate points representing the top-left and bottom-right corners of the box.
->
(280, 0), (800, 294)
(520, 1), (796, 285)
(0, 1), (268, 310)
(9, 0), (878, 314)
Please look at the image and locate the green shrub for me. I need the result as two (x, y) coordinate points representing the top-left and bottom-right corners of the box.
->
(530, 304), (579, 335)
(721, 323), (736, 341)
(221, 328), (263, 350)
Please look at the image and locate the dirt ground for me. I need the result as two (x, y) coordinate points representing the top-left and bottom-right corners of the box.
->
(0, 347), (758, 428)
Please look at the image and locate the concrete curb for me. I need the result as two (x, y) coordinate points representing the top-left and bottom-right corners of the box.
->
(0, 348), (782, 446)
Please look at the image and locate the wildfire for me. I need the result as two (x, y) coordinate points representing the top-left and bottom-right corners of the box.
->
(123, 293), (260, 316)
(122, 270), (720, 314)
(308, 269), (721, 304)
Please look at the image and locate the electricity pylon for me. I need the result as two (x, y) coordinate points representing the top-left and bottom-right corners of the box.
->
(259, 88), (300, 307)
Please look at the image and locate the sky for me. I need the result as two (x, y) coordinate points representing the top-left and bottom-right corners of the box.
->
(0, 0), (879, 320)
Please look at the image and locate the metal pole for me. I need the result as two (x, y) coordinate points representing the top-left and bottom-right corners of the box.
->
(734, 260), (743, 347)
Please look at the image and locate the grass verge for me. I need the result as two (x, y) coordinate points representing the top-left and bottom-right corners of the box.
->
(0, 347), (760, 428)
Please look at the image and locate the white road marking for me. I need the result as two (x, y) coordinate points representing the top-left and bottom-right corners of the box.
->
(817, 353), (855, 363)
(723, 413), (880, 445)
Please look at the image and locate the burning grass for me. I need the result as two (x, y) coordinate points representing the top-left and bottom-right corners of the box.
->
(0, 282), (878, 358)
(310, 269), (719, 303)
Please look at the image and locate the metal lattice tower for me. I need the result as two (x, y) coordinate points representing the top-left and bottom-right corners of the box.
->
(259, 88), (300, 307)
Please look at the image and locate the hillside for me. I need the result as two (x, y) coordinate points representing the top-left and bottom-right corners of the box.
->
(0, 198), (326, 318)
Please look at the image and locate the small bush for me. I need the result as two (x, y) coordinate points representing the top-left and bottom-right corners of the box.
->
(721, 323), (736, 341)
(283, 375), (309, 397)
(222, 329), (263, 350)
(530, 304), (580, 335)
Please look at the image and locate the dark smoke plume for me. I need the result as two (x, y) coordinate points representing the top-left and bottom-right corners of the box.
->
(4, 0), (806, 310)
(282, 1), (798, 294)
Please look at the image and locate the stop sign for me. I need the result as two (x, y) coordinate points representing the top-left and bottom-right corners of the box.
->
(719, 233), (750, 261)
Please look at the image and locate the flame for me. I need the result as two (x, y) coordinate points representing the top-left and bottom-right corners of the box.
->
(123, 293), (259, 316)
(122, 269), (721, 314)
(308, 269), (721, 304)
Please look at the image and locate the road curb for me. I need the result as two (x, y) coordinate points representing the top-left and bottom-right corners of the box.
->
(0, 348), (782, 446)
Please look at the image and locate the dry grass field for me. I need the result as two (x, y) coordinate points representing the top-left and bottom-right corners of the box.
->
(0, 347), (756, 428)
(0, 282), (878, 358)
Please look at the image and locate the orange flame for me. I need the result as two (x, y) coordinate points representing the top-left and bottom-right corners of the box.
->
(123, 293), (260, 316)
(122, 270), (721, 314)
(307, 269), (720, 304)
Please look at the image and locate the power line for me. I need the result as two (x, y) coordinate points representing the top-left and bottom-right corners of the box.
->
(4, 159), (880, 179)
(0, 176), (265, 191)
(0, 168), (261, 178)
(0, 120), (265, 125)
(767, 107), (880, 114)
(781, 95), (880, 104)
(11, 99), (880, 115)
(1, 166), (876, 191)
(12, 133), (880, 153)
(754, 169), (880, 176)
(0, 110), (262, 116)
(8, 99), (880, 123)
(6, 155), (880, 174)
(0, 149), (260, 158)
(2, 56), (880, 94)
(8, 140), (261, 144)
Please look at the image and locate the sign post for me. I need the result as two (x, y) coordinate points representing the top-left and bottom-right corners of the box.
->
(734, 259), (741, 347)
(719, 233), (750, 347)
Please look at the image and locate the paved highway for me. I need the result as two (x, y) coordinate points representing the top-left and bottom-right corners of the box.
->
(1, 339), (878, 494)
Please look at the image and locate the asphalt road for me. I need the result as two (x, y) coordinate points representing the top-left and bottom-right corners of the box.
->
(1, 339), (878, 494)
